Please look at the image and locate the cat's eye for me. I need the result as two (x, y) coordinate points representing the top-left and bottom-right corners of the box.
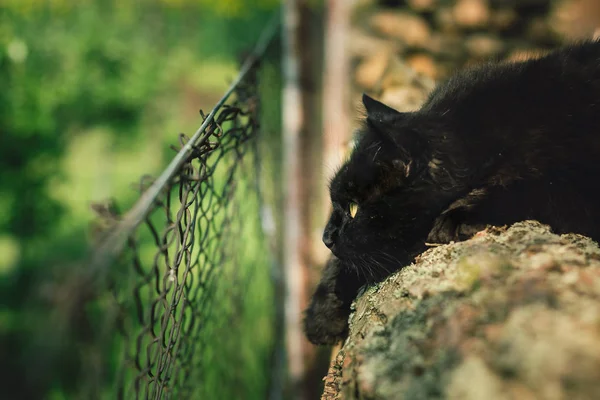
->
(349, 202), (359, 218)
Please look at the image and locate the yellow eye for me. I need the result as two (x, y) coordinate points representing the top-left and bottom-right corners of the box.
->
(349, 202), (359, 218)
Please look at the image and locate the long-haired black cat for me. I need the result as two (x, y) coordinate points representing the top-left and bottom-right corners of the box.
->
(304, 39), (600, 345)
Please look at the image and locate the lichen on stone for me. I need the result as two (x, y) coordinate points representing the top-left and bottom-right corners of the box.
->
(324, 221), (600, 400)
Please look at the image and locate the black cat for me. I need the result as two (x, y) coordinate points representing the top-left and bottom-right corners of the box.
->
(304, 39), (600, 345)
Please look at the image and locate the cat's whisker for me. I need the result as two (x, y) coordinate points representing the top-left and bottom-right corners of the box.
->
(366, 254), (389, 283)
(373, 258), (394, 277)
(353, 261), (361, 280)
(352, 258), (367, 283)
(372, 146), (382, 162)
(374, 250), (401, 270)
(357, 255), (376, 284)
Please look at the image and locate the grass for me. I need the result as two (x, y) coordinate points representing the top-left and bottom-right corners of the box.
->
(49, 57), (238, 232)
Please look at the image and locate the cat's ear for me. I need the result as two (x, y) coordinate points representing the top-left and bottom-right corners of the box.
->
(363, 94), (426, 175)
(376, 158), (413, 178)
(362, 93), (411, 147)
(362, 94), (404, 126)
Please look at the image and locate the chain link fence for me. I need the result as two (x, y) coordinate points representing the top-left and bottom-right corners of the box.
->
(8, 18), (282, 400)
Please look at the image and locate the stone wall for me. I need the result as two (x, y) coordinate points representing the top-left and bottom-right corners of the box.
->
(322, 222), (600, 399)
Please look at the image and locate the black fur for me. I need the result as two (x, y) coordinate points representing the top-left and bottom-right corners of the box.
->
(304, 39), (600, 345)
(303, 256), (364, 345)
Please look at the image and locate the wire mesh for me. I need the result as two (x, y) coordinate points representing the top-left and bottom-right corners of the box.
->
(101, 77), (268, 399)
(10, 18), (281, 400)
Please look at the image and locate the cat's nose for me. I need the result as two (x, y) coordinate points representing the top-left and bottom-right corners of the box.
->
(322, 230), (336, 249)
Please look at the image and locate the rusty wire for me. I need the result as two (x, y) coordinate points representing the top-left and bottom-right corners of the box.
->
(15, 16), (282, 400)
(99, 77), (265, 399)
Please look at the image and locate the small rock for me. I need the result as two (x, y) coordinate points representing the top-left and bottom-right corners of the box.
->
(526, 17), (554, 43)
(465, 34), (505, 59)
(548, 0), (599, 40)
(380, 86), (429, 112)
(369, 11), (431, 47)
(354, 0), (376, 6)
(407, 0), (437, 12)
(406, 53), (439, 79)
(347, 28), (398, 59)
(355, 51), (390, 90)
(490, 8), (518, 31)
(434, 7), (458, 33)
(434, 62), (454, 80)
(453, 0), (490, 29)
(380, 57), (416, 89)
(426, 33), (466, 60)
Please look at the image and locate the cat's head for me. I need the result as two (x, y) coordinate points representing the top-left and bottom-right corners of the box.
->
(323, 94), (444, 279)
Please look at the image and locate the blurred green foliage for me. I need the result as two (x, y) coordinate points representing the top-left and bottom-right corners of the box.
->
(0, 0), (278, 243)
(0, 0), (283, 398)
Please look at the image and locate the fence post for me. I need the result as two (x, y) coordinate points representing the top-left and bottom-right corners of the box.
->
(282, 0), (307, 398)
(282, 0), (325, 398)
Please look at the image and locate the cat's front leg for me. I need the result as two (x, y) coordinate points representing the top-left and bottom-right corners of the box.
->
(303, 255), (366, 345)
(427, 188), (489, 244)
(426, 181), (552, 244)
(427, 213), (487, 243)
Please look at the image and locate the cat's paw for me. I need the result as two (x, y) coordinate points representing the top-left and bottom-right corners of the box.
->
(427, 210), (486, 244)
(303, 292), (350, 346)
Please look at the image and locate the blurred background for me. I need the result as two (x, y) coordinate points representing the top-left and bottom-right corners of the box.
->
(0, 0), (278, 277)
(2, 0), (600, 399)
(0, 1), (284, 399)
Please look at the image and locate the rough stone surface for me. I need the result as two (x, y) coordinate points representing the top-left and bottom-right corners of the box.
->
(380, 85), (430, 112)
(407, 0), (438, 12)
(464, 34), (505, 59)
(355, 50), (392, 90)
(347, 0), (598, 129)
(453, 0), (490, 28)
(406, 53), (439, 79)
(347, 28), (398, 59)
(351, 57), (434, 130)
(549, 0), (600, 40)
(321, 222), (600, 399)
(369, 11), (432, 46)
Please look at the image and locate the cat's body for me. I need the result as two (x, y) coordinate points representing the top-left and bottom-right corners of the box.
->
(305, 40), (600, 345)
